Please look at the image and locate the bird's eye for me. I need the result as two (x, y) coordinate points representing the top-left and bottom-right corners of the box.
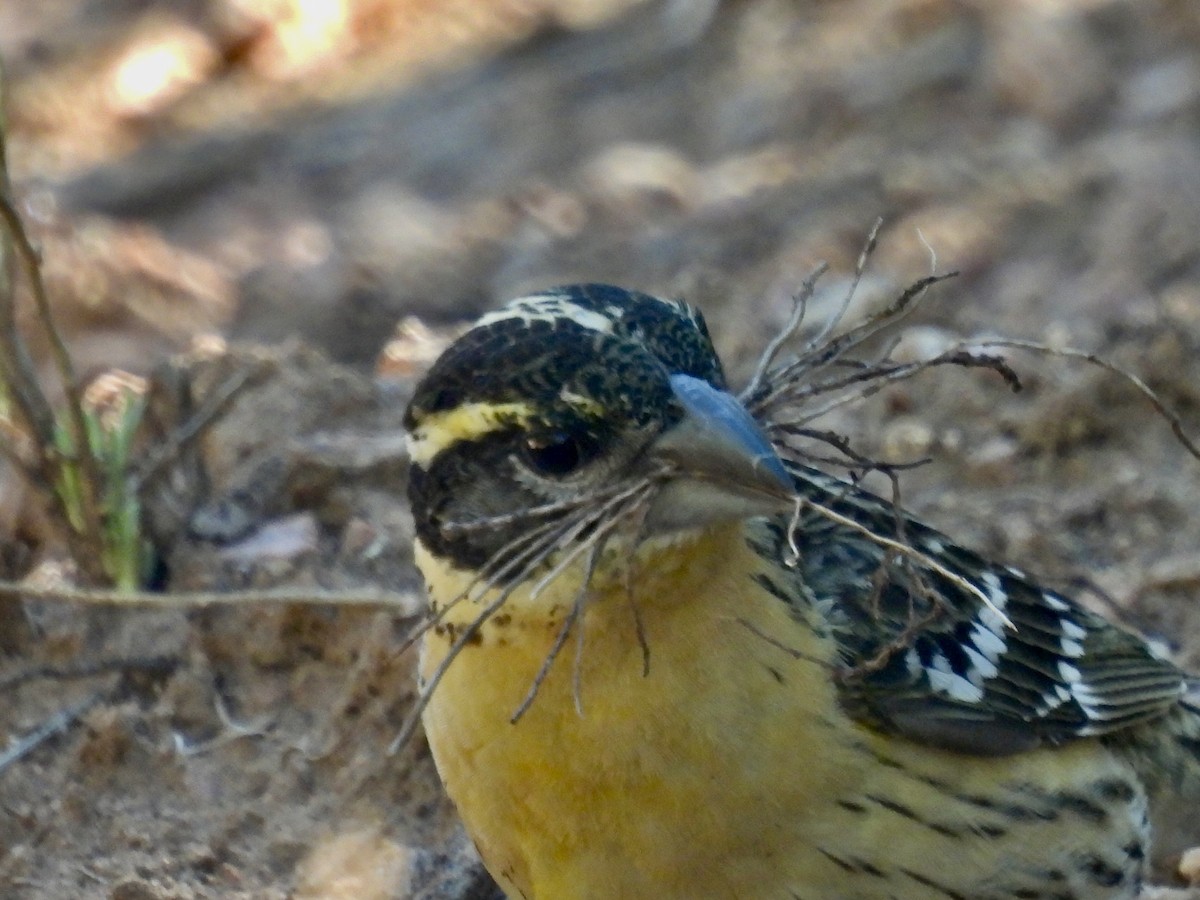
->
(521, 432), (598, 477)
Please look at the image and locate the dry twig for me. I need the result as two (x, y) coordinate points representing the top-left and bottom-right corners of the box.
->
(0, 690), (106, 776)
(739, 221), (1200, 672)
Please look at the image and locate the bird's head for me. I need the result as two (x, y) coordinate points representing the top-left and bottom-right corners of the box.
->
(404, 284), (794, 575)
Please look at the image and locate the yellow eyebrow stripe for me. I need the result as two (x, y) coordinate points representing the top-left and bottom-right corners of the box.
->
(406, 401), (534, 466)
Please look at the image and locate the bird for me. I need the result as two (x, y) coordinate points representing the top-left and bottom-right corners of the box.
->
(403, 282), (1200, 900)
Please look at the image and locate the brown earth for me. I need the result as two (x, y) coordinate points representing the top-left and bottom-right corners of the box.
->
(2, 1), (1200, 897)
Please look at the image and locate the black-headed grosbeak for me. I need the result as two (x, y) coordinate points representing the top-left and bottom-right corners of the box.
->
(404, 283), (1200, 899)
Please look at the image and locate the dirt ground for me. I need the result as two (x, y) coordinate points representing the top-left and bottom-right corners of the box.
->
(2, 0), (1200, 897)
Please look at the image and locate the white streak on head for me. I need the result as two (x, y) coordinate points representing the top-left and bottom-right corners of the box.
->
(476, 291), (617, 334)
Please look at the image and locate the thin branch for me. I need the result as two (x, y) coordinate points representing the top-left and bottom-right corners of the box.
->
(750, 270), (960, 417)
(396, 478), (662, 655)
(0, 196), (107, 575)
(390, 473), (663, 752)
(0, 67), (115, 584)
(388, 584), (518, 755)
(0, 690), (106, 776)
(0, 654), (177, 691)
(0, 70), (57, 451)
(770, 424), (930, 475)
(0, 580), (419, 610)
(798, 217), (884, 360)
(741, 262), (826, 402)
(765, 346), (1020, 428)
(509, 480), (659, 717)
(396, 516), (579, 655)
(132, 366), (262, 492)
(0, 424), (44, 486)
(509, 544), (599, 724)
(788, 494), (1015, 630)
(973, 338), (1200, 462)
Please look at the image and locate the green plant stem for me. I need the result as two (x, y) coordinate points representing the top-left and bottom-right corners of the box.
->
(0, 61), (112, 585)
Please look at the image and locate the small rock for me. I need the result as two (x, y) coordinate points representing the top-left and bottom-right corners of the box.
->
(881, 417), (936, 462)
(110, 879), (161, 900)
(217, 513), (319, 563)
(965, 435), (1020, 484)
(294, 828), (416, 900)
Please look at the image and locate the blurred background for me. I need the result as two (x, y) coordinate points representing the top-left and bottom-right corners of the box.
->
(4, 0), (1198, 368)
(3, 1), (1200, 897)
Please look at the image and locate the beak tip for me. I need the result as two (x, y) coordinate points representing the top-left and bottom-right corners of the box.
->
(755, 449), (794, 498)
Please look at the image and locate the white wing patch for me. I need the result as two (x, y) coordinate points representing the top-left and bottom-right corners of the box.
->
(970, 619), (1007, 662)
(1059, 618), (1087, 657)
(963, 645), (999, 681)
(1041, 591), (1070, 612)
(927, 649), (986, 702)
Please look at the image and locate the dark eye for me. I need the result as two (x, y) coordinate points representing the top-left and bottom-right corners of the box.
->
(521, 432), (599, 477)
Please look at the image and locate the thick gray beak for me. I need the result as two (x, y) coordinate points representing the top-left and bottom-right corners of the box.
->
(643, 374), (795, 533)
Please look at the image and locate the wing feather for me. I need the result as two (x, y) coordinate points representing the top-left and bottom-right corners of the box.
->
(771, 464), (1188, 754)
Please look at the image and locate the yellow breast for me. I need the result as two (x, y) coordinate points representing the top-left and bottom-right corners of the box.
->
(416, 523), (1146, 900)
